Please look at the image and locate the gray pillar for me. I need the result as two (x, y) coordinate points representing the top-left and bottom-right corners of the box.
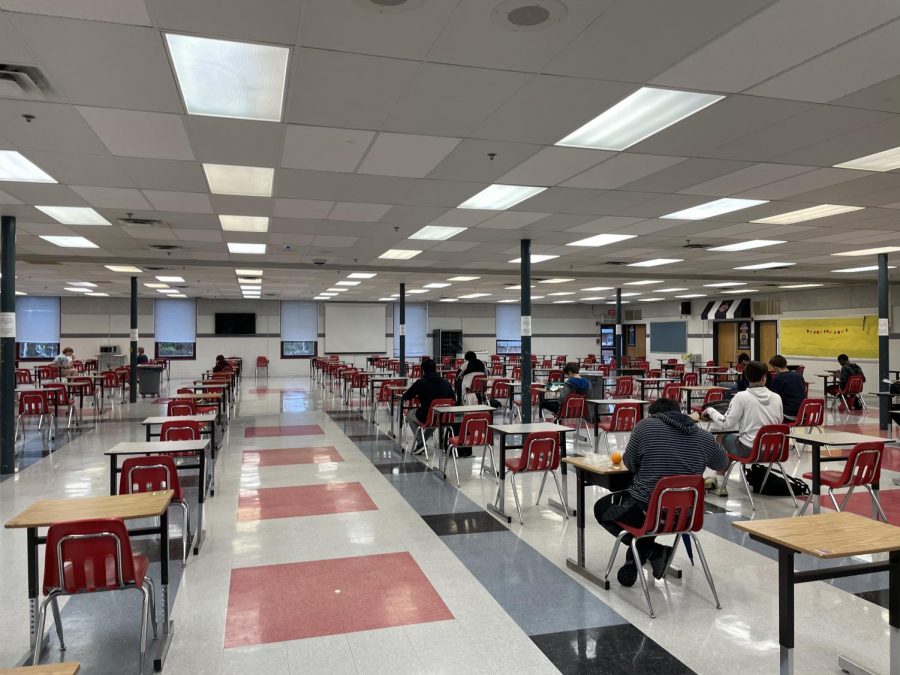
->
(615, 288), (623, 364)
(878, 253), (890, 430)
(0, 216), (15, 474)
(399, 283), (406, 377)
(520, 239), (532, 423)
(129, 276), (138, 403)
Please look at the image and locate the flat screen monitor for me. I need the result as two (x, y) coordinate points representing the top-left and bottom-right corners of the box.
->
(215, 313), (256, 335)
(496, 339), (521, 355)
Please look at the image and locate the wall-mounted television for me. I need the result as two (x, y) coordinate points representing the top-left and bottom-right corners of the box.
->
(496, 339), (521, 355)
(215, 313), (256, 335)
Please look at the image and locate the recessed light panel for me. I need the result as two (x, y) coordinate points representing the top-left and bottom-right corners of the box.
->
(424, 282), (451, 288)
(580, 296), (605, 301)
(227, 242), (266, 254)
(68, 282), (97, 287)
(459, 184), (546, 210)
(708, 240), (784, 252)
(638, 298), (664, 302)
(627, 259), (682, 267)
(676, 294), (707, 298)
(835, 145), (900, 172)
(508, 254), (559, 264)
(703, 282), (746, 287)
(39, 236), (98, 248)
(439, 298), (459, 302)
(723, 289), (757, 294)
(235, 269), (263, 276)
(0, 150), (56, 183)
(734, 262), (795, 270)
(662, 198), (767, 220)
(779, 284), (824, 289)
(539, 278), (575, 284)
(36, 206), (110, 226)
(832, 265), (896, 273)
(105, 265), (142, 273)
(379, 249), (421, 260)
(497, 299), (518, 303)
(335, 280), (361, 286)
(237, 277), (262, 284)
(348, 272), (377, 279)
(833, 246), (900, 257)
(548, 291), (574, 296)
(751, 204), (863, 225)
(448, 276), (480, 281)
(409, 225), (466, 241)
(655, 287), (688, 293)
(624, 280), (665, 285)
(407, 289), (429, 294)
(582, 286), (613, 291)
(219, 215), (269, 232)
(566, 233), (636, 247)
(144, 283), (169, 289)
(166, 33), (289, 122)
(459, 293), (491, 298)
(619, 292), (641, 297)
(556, 87), (723, 151)
(85, 292), (109, 297)
(203, 163), (274, 197)
(64, 287), (91, 293)
(553, 300), (574, 304)
(156, 276), (184, 283)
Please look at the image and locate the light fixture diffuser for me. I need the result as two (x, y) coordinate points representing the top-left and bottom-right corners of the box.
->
(459, 184), (546, 210)
(835, 145), (900, 172)
(833, 246), (900, 257)
(424, 282), (451, 288)
(105, 265), (142, 273)
(36, 206), (110, 226)
(68, 282), (97, 287)
(219, 215), (269, 232)
(548, 291), (574, 296)
(661, 198), (768, 220)
(348, 272), (377, 279)
(676, 294), (707, 298)
(459, 293), (491, 298)
(235, 269), (263, 276)
(227, 242), (266, 254)
(708, 240), (784, 252)
(144, 283), (169, 289)
(448, 276), (480, 281)
(539, 278), (575, 284)
(751, 204), (864, 225)
(703, 282), (746, 287)
(0, 150), (56, 183)
(723, 289), (757, 294)
(508, 254), (559, 264)
(156, 276), (184, 283)
(39, 236), (98, 248)
(203, 163), (274, 197)
(624, 280), (664, 285)
(778, 284), (824, 289)
(379, 249), (421, 260)
(627, 259), (682, 267)
(566, 233), (636, 247)
(582, 286), (613, 291)
(832, 265), (896, 273)
(734, 262), (795, 270)
(407, 289), (429, 294)
(409, 225), (467, 241)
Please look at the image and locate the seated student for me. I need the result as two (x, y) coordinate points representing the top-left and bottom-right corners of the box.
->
(402, 358), (455, 455)
(724, 352), (752, 397)
(539, 362), (590, 417)
(455, 350), (486, 403)
(827, 353), (866, 409)
(767, 355), (805, 421)
(53, 347), (75, 377)
(594, 397), (728, 586)
(212, 354), (232, 373)
(703, 360), (783, 496)
(136, 346), (150, 365)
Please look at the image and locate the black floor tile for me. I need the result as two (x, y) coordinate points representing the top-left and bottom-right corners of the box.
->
(375, 461), (429, 475)
(855, 588), (890, 609)
(703, 501), (728, 514)
(531, 624), (694, 675)
(423, 511), (509, 536)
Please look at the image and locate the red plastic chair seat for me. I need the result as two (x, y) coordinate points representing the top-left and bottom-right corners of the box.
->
(801, 470), (845, 487)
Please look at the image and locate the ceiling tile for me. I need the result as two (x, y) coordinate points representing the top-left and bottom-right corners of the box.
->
(428, 140), (541, 183)
(143, 190), (213, 214)
(562, 153), (687, 190)
(499, 147), (613, 186)
(398, 179), (487, 208)
(831, 74), (900, 114)
(508, 186), (604, 213)
(174, 229), (224, 243)
(0, 0), (152, 25)
(773, 116), (900, 167)
(328, 202), (392, 222)
(379, 205), (446, 226)
(70, 186), (151, 210)
(0, 183), (86, 205)
(148, 0), (302, 44)
(564, 190), (656, 216)
(281, 125), (374, 172)
(678, 163), (816, 197)
(117, 158), (208, 192)
(476, 211), (551, 230)
(210, 194), (273, 216)
(275, 169), (347, 201)
(0, 101), (108, 155)
(338, 174), (418, 204)
(735, 167), (874, 200)
(620, 158), (750, 193)
(311, 235), (357, 248)
(427, 208), (496, 228)
(273, 198), (334, 219)
(566, 216), (647, 234)
(184, 117), (284, 166)
(77, 107), (194, 161)
(357, 133), (461, 178)
(26, 153), (135, 188)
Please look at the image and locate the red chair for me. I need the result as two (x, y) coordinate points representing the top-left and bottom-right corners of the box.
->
(660, 383), (681, 402)
(32, 518), (157, 671)
(160, 419), (202, 442)
(832, 374), (866, 412)
(15, 390), (52, 441)
(167, 399), (195, 416)
(786, 398), (825, 457)
(489, 379), (512, 418)
(101, 370), (119, 403)
(443, 411), (493, 486)
(681, 372), (699, 386)
(721, 424), (797, 510)
(547, 369), (564, 383)
(797, 441), (886, 520)
(37, 365), (57, 384)
(691, 388), (725, 414)
(467, 374), (487, 403)
(504, 431), (568, 525)
(69, 376), (96, 410)
(44, 382), (77, 429)
(15, 368), (32, 385)
(554, 395), (592, 448)
(611, 376), (634, 398)
(255, 356), (269, 379)
(408, 398), (454, 460)
(512, 385), (542, 422)
(120, 455), (191, 565)
(410, 364), (422, 379)
(555, 355), (567, 367)
(667, 358), (678, 365)
(541, 359), (552, 369)
(374, 379), (404, 422)
(601, 475), (720, 618)
(490, 362), (505, 376)
(597, 403), (640, 454)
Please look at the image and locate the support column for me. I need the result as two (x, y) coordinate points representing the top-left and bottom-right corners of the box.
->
(878, 253), (890, 431)
(615, 288), (623, 364)
(520, 239), (532, 423)
(399, 283), (406, 377)
(129, 276), (138, 404)
(0, 216), (15, 474)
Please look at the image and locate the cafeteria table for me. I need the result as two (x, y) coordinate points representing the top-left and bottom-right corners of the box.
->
(586, 399), (649, 452)
(679, 385), (722, 412)
(432, 404), (496, 482)
(142, 413), (219, 460)
(0, 662), (80, 674)
(4, 492), (175, 672)
(634, 376), (676, 400)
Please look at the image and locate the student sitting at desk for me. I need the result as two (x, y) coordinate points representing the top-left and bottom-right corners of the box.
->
(594, 397), (727, 587)
(539, 362), (590, 417)
(212, 354), (232, 373)
(402, 358), (455, 455)
(455, 350), (486, 404)
(136, 346), (149, 365)
(827, 353), (865, 409)
(52, 347), (75, 377)
(767, 354), (805, 421)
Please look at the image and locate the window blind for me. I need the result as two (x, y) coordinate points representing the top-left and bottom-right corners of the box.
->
(16, 296), (60, 342)
(496, 303), (520, 340)
(281, 301), (318, 340)
(154, 299), (197, 342)
(393, 303), (428, 356)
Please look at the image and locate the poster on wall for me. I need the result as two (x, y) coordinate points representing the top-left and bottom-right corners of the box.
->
(737, 321), (751, 351)
(781, 315), (878, 358)
(626, 325), (636, 347)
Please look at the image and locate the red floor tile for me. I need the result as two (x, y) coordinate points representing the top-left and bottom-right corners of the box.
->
(242, 446), (343, 466)
(244, 424), (323, 438)
(224, 552), (452, 647)
(237, 482), (376, 521)
(817, 486), (900, 525)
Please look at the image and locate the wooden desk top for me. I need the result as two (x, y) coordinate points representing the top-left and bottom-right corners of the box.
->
(788, 430), (892, 445)
(105, 440), (209, 456)
(587, 398), (649, 405)
(563, 455), (631, 475)
(193, 380), (229, 386)
(142, 413), (217, 425)
(816, 372), (839, 378)
(171, 392), (223, 400)
(5, 491), (173, 529)
(0, 663), (80, 674)
(733, 512), (900, 559)
(434, 404), (496, 413)
(680, 385), (721, 392)
(489, 422), (572, 434)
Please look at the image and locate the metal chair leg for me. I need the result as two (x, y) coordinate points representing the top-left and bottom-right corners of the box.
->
(144, 578), (158, 639)
(631, 539), (655, 618)
(50, 595), (65, 651)
(776, 462), (798, 508)
(838, 485), (856, 511)
(737, 463), (756, 510)
(450, 446), (460, 487)
(139, 584), (150, 674)
(551, 470), (569, 519)
(865, 486), (888, 522)
(603, 532), (628, 584)
(691, 533), (722, 609)
(179, 500), (190, 567)
(795, 495), (812, 516)
(509, 473), (523, 525)
(536, 470), (548, 504)
(32, 595), (52, 665)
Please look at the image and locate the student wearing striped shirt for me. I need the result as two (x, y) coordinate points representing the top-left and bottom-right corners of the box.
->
(594, 397), (728, 587)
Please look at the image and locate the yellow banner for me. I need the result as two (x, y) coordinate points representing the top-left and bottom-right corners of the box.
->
(781, 316), (878, 358)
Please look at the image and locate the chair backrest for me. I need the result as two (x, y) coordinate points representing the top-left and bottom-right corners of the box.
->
(490, 363), (505, 376)
(167, 399), (196, 416)
(702, 388), (725, 406)
(558, 395), (587, 421)
(119, 455), (183, 500)
(15, 369), (32, 384)
(613, 376), (634, 397)
(706, 360), (715, 366)
(667, 358), (678, 364)
(377, 379), (404, 402)
(410, 364), (422, 378)
(37, 366), (56, 380)
(583, 356), (596, 366)
(457, 412), (492, 446)
(19, 390), (49, 414)
(547, 369), (564, 383)
(673, 364), (685, 372)
(101, 370), (118, 387)
(661, 383), (681, 400)
(490, 379), (511, 399)
(749, 424), (790, 463)
(793, 398), (824, 427)
(508, 431), (561, 473)
(682, 372), (699, 386)
(648, 369), (661, 378)
(161, 420), (202, 442)
(836, 441), (883, 487)
(71, 376), (94, 394)
(642, 475), (705, 536)
(469, 374), (487, 394)
(597, 364), (610, 376)
(843, 374), (865, 395)
(328, 354), (340, 361)
(541, 359), (552, 369)
(423, 398), (456, 427)
(555, 355), (567, 366)
(608, 359), (617, 370)
(43, 518), (137, 595)
(44, 382), (71, 405)
(609, 403), (640, 432)
(511, 366), (522, 380)
(491, 354), (500, 362)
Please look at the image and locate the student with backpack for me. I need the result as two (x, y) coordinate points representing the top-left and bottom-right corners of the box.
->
(827, 354), (865, 410)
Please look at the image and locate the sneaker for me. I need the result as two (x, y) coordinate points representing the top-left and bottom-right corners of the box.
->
(703, 477), (718, 491)
(715, 486), (728, 497)
(617, 562), (638, 587)
(649, 545), (673, 580)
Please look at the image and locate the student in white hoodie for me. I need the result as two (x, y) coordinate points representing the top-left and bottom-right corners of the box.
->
(701, 360), (782, 496)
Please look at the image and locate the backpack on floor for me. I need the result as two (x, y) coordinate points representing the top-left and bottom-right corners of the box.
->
(743, 464), (810, 497)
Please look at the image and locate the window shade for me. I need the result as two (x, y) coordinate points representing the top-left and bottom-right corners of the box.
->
(281, 301), (318, 340)
(16, 296), (60, 342)
(393, 303), (427, 356)
(496, 303), (520, 340)
(154, 299), (197, 342)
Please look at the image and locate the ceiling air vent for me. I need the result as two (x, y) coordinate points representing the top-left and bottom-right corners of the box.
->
(752, 299), (781, 316)
(148, 245), (182, 252)
(0, 64), (55, 100)
(624, 309), (642, 321)
(683, 243), (708, 250)
(118, 217), (163, 226)
(491, 0), (568, 31)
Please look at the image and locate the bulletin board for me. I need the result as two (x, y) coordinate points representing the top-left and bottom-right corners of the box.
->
(649, 321), (687, 353)
(781, 316), (878, 358)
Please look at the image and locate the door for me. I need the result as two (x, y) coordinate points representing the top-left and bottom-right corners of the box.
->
(715, 322), (737, 367)
(600, 326), (615, 363)
(756, 321), (777, 365)
(625, 324), (646, 358)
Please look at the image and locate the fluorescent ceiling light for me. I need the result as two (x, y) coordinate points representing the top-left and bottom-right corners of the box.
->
(448, 276), (480, 281)
(548, 291), (574, 296)
(581, 296), (605, 301)
(530, 295), (545, 300)
(203, 163), (274, 197)
(424, 282), (451, 288)
(708, 240), (784, 252)
(508, 254), (559, 264)
(228, 242), (266, 254)
(39, 236), (97, 248)
(156, 276), (184, 283)
(235, 269), (263, 276)
(723, 289), (757, 294)
(676, 294), (707, 298)
(624, 280), (664, 286)
(497, 299), (518, 303)
(348, 272), (376, 279)
(627, 259), (682, 267)
(656, 287), (688, 293)
(439, 298), (459, 302)
(832, 265), (896, 273)
(582, 286), (613, 291)
(539, 278), (575, 284)
(553, 300), (574, 304)
(662, 198), (767, 220)
(567, 233), (637, 248)
(379, 249), (421, 260)
(0, 150), (56, 183)
(144, 283), (168, 289)
(556, 87), (723, 151)
(165, 33), (288, 122)
(734, 262), (795, 270)
(240, 285), (261, 291)
(15, 291), (26, 296)
(219, 215), (269, 232)
(335, 280), (360, 286)
(751, 204), (864, 225)
(407, 289), (429, 294)
(378, 297), (394, 301)
(778, 284), (823, 289)
(169, 294), (188, 298)
(458, 184), (546, 210)
(105, 265), (142, 273)
(158, 289), (179, 294)
(835, 145), (900, 172)
(325, 288), (347, 292)
(833, 246), (900, 257)
(505, 285), (535, 290)
(313, 297), (329, 301)
(64, 287), (91, 293)
(87, 292), (110, 297)
(703, 282), (746, 288)
(68, 282), (97, 287)
(607, 301), (630, 305)
(237, 277), (262, 284)
(36, 206), (110, 226)
(619, 292), (641, 297)
(459, 293), (491, 299)
(319, 292), (337, 297)
(409, 225), (467, 241)
(638, 298), (664, 302)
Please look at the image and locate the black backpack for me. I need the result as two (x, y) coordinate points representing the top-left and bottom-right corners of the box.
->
(743, 463), (810, 497)
(848, 362), (866, 382)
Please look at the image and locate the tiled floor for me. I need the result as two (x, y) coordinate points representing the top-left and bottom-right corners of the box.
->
(0, 374), (897, 674)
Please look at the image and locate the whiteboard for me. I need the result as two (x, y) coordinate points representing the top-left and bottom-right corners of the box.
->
(324, 303), (386, 353)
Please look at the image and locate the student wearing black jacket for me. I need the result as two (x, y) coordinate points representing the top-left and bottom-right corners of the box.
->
(402, 358), (455, 455)
(455, 350), (486, 403)
(767, 355), (806, 421)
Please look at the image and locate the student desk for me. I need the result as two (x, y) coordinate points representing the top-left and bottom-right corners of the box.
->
(816, 371), (839, 400)
(734, 512), (900, 675)
(787, 430), (892, 515)
(387, 385), (408, 440)
(432, 404), (496, 481)
(171, 392), (226, 422)
(187, 382), (231, 411)
(106, 439), (211, 553)
(486, 422), (573, 523)
(0, 663), (80, 674)
(634, 376), (676, 400)
(4, 492), (175, 672)
(141, 413), (218, 459)
(586, 399), (649, 452)
(679, 385), (722, 412)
